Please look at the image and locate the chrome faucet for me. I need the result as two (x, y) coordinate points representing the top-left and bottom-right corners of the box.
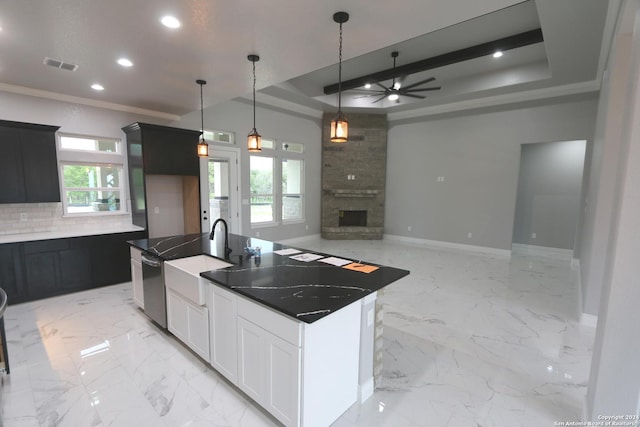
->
(210, 218), (232, 258)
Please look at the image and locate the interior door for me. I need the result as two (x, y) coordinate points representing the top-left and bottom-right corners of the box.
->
(200, 147), (240, 234)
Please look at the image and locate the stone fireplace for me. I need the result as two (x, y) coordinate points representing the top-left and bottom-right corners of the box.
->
(322, 113), (387, 239)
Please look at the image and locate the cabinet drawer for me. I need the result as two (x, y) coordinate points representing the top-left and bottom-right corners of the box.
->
(237, 297), (302, 347)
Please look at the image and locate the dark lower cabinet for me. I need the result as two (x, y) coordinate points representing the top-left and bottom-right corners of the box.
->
(0, 244), (24, 303)
(1, 231), (146, 305)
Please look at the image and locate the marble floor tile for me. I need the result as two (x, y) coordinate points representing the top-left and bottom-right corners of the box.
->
(0, 238), (595, 426)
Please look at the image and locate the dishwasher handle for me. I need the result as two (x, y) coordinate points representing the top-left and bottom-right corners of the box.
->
(141, 253), (162, 268)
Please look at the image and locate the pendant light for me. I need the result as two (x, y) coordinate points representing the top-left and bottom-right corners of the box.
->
(247, 54), (261, 152)
(330, 11), (349, 143)
(196, 79), (209, 157)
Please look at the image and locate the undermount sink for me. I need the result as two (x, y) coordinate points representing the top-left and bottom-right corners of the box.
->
(165, 255), (233, 305)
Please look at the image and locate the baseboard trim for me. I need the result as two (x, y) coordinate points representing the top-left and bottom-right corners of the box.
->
(383, 234), (511, 258)
(511, 243), (573, 260)
(580, 313), (598, 328)
(276, 234), (322, 246)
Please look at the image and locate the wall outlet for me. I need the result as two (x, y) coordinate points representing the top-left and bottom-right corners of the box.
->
(154, 206), (160, 214)
(531, 233), (536, 239)
(256, 231), (260, 237)
(305, 224), (309, 230)
(437, 176), (445, 182)
(20, 212), (28, 222)
(407, 226), (412, 232)
(467, 232), (473, 238)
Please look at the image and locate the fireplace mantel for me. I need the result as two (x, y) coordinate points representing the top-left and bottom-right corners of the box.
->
(327, 189), (380, 198)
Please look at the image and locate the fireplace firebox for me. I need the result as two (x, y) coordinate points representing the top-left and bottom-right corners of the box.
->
(339, 210), (367, 227)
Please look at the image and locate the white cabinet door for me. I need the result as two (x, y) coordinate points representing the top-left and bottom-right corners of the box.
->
(237, 317), (265, 404)
(167, 289), (189, 344)
(167, 289), (210, 360)
(265, 332), (301, 426)
(210, 285), (238, 383)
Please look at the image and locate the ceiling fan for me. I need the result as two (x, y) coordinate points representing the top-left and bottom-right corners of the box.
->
(352, 51), (441, 103)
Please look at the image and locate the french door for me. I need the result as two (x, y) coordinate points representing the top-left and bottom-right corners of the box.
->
(200, 146), (240, 234)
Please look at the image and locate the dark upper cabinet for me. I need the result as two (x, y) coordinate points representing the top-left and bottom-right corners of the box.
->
(122, 122), (200, 176)
(122, 122), (201, 229)
(0, 120), (61, 204)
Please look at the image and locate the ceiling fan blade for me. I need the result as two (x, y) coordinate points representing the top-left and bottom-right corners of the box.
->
(353, 93), (384, 99)
(400, 93), (426, 99)
(373, 81), (389, 92)
(371, 95), (387, 103)
(348, 89), (385, 94)
(402, 77), (436, 90)
(404, 86), (442, 92)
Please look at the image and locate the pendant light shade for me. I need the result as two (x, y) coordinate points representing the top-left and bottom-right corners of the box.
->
(330, 11), (349, 143)
(196, 79), (209, 157)
(247, 54), (262, 152)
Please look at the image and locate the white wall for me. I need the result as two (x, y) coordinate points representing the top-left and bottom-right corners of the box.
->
(385, 95), (598, 251)
(175, 99), (322, 242)
(586, 0), (640, 418)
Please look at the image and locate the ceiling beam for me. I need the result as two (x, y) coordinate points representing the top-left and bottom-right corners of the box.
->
(323, 29), (544, 95)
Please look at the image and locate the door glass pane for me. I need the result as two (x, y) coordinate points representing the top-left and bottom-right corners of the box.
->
(208, 159), (230, 222)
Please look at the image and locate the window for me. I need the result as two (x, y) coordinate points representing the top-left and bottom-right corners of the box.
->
(282, 141), (304, 153)
(57, 134), (125, 215)
(250, 156), (274, 223)
(260, 138), (275, 150)
(203, 130), (235, 145)
(282, 159), (304, 221)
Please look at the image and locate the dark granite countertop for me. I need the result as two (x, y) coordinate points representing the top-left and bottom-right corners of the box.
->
(128, 233), (409, 323)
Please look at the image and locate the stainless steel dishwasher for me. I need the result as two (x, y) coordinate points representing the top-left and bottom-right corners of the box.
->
(141, 253), (167, 329)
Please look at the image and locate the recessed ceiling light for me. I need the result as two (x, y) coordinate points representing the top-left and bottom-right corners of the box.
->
(161, 15), (181, 29)
(493, 51), (503, 58)
(117, 58), (133, 67)
(91, 83), (104, 91)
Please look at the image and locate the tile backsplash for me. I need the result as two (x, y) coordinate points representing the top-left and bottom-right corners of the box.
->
(0, 203), (133, 235)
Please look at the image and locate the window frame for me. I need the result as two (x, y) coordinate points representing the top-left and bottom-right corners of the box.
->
(281, 157), (305, 224)
(57, 133), (127, 217)
(249, 154), (276, 226)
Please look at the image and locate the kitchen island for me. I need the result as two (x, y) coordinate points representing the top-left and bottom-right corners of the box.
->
(129, 232), (409, 427)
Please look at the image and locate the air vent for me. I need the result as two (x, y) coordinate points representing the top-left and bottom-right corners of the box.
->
(43, 57), (79, 72)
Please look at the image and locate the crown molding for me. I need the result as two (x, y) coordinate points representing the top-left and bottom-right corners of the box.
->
(0, 83), (181, 121)
(387, 80), (601, 121)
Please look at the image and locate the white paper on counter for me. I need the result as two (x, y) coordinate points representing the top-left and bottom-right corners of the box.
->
(318, 256), (353, 267)
(274, 248), (303, 256)
(289, 253), (324, 262)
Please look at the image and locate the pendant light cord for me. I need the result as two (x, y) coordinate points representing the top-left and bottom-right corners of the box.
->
(200, 83), (204, 138)
(337, 21), (343, 111)
(252, 59), (257, 129)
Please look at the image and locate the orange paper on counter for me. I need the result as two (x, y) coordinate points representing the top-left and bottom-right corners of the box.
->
(343, 263), (379, 273)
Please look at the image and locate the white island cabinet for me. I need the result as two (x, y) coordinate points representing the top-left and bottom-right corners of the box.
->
(157, 253), (373, 427)
(207, 280), (363, 427)
(164, 256), (232, 361)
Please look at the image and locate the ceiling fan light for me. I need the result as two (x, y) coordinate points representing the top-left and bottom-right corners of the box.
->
(388, 93), (399, 101)
(393, 81), (401, 90)
(330, 111), (349, 143)
(493, 50), (503, 58)
(364, 83), (371, 89)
